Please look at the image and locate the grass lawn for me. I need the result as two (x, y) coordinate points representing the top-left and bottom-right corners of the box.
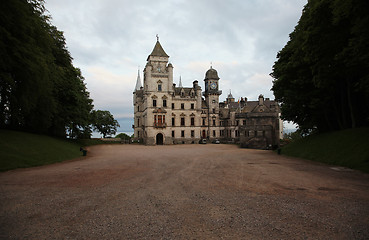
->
(0, 130), (82, 171)
(281, 128), (369, 173)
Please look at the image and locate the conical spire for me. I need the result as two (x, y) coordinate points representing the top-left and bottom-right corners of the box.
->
(148, 36), (169, 59)
(135, 69), (142, 91)
(179, 76), (183, 88)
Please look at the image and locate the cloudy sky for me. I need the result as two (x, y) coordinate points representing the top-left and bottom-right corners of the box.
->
(45, 0), (306, 133)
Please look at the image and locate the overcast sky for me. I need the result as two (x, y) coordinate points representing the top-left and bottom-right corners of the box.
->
(45, 0), (306, 133)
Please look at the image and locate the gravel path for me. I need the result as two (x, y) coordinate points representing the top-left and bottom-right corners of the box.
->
(1, 144), (369, 239)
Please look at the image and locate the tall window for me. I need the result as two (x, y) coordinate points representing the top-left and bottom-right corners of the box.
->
(181, 103), (184, 109)
(181, 130), (185, 137)
(154, 115), (165, 127)
(212, 108), (215, 113)
(158, 84), (162, 91)
(137, 118), (140, 127)
(172, 117), (175, 126)
(202, 118), (206, 126)
(243, 120), (246, 125)
(172, 131), (175, 137)
(181, 117), (185, 126)
(213, 130), (216, 137)
(191, 103), (194, 109)
(172, 103), (175, 109)
(213, 119), (215, 126)
(153, 99), (157, 107)
(163, 99), (167, 107)
(191, 117), (195, 126)
(191, 130), (194, 137)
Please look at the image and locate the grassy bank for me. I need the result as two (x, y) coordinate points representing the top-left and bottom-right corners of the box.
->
(0, 130), (83, 171)
(281, 128), (369, 173)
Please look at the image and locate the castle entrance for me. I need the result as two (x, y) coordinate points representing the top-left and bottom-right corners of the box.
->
(156, 133), (164, 145)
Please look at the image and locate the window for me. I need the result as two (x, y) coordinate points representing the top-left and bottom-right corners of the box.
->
(153, 99), (157, 107)
(191, 130), (194, 137)
(181, 130), (185, 137)
(137, 118), (140, 127)
(172, 131), (175, 137)
(236, 120), (239, 126)
(191, 117), (195, 126)
(181, 117), (185, 126)
(172, 103), (175, 109)
(181, 103), (184, 109)
(243, 120), (246, 125)
(172, 117), (175, 126)
(212, 108), (215, 113)
(213, 119), (215, 126)
(213, 130), (216, 137)
(137, 106), (140, 112)
(202, 118), (206, 126)
(158, 84), (162, 91)
(154, 114), (165, 127)
(163, 99), (167, 107)
(212, 99), (216, 103)
(220, 121), (223, 126)
(191, 103), (194, 109)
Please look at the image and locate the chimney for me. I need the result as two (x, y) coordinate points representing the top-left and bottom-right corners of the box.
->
(258, 94), (264, 105)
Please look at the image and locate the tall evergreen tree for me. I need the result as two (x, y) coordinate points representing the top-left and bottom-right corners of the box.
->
(271, 0), (369, 133)
(0, 0), (94, 137)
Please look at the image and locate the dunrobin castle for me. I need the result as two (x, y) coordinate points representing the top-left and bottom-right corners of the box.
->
(133, 39), (282, 149)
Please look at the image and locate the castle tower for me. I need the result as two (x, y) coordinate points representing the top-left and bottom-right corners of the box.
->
(203, 67), (222, 140)
(140, 36), (174, 145)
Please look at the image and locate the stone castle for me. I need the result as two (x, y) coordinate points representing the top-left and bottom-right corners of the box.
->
(133, 39), (282, 148)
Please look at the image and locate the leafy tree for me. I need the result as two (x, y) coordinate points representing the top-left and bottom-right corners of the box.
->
(271, 0), (369, 133)
(91, 110), (120, 138)
(0, 0), (94, 138)
(115, 133), (131, 140)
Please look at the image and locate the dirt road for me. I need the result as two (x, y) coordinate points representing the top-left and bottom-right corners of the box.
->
(1, 144), (369, 239)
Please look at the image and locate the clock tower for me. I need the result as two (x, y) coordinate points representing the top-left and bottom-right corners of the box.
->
(203, 67), (222, 140)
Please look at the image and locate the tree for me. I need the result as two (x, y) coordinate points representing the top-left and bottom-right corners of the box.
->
(271, 0), (369, 133)
(91, 110), (120, 138)
(115, 133), (131, 140)
(0, 0), (94, 138)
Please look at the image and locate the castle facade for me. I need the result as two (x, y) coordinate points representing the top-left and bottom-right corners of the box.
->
(133, 39), (282, 149)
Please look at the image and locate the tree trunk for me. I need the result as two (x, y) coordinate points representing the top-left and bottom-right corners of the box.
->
(346, 78), (356, 128)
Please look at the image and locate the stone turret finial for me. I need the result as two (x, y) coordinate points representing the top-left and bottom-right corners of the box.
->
(179, 76), (183, 88)
(134, 68), (142, 91)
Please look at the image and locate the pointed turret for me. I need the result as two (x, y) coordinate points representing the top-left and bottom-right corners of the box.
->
(179, 76), (183, 88)
(147, 37), (169, 61)
(134, 69), (142, 91)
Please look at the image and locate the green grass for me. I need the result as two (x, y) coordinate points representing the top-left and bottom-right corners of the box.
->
(281, 128), (369, 173)
(0, 130), (84, 171)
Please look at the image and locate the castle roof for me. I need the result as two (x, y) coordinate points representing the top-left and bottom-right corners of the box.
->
(148, 40), (169, 59)
(205, 67), (220, 80)
(134, 69), (142, 91)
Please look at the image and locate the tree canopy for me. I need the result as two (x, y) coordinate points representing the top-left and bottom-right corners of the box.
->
(91, 110), (120, 138)
(271, 0), (369, 133)
(0, 0), (119, 138)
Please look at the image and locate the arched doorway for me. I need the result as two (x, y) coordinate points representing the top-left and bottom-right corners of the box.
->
(156, 133), (164, 145)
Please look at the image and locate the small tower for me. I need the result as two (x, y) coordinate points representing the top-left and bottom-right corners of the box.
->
(179, 76), (183, 88)
(203, 66), (222, 141)
(134, 69), (142, 92)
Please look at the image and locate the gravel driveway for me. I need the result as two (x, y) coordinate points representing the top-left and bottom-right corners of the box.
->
(1, 144), (369, 239)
